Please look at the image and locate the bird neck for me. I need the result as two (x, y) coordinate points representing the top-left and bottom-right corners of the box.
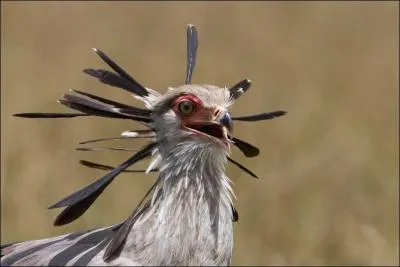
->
(124, 141), (234, 265)
(158, 140), (232, 197)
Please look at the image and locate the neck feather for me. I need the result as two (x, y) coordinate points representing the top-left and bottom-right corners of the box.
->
(123, 140), (235, 265)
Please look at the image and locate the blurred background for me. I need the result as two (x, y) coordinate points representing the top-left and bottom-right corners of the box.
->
(1, 2), (398, 266)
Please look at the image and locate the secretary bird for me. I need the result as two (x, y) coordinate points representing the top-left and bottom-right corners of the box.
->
(1, 24), (286, 266)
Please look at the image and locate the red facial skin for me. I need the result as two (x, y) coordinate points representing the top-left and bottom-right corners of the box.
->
(172, 94), (216, 126)
(171, 94), (228, 148)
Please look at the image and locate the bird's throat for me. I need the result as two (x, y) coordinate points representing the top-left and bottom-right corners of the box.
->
(123, 142), (234, 265)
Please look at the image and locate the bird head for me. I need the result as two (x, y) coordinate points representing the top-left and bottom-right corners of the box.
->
(149, 85), (232, 153)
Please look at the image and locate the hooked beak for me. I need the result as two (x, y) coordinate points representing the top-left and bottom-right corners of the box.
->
(219, 112), (233, 133)
(184, 110), (233, 147)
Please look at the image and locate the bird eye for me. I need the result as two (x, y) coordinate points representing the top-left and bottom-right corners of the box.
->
(178, 100), (195, 115)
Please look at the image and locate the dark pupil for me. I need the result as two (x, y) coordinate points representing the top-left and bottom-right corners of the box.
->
(180, 101), (193, 113)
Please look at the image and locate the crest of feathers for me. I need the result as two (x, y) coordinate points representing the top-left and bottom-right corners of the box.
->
(11, 24), (286, 261)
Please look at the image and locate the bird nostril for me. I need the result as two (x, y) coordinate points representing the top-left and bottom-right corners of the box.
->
(214, 110), (220, 117)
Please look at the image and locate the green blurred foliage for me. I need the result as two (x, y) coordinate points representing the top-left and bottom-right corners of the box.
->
(1, 2), (398, 266)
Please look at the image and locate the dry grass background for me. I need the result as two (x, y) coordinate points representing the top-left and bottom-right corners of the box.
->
(1, 2), (398, 266)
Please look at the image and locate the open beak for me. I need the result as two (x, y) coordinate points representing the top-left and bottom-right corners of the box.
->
(185, 111), (233, 147)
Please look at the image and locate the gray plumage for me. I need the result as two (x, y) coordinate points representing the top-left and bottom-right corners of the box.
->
(1, 24), (286, 266)
(2, 85), (234, 266)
